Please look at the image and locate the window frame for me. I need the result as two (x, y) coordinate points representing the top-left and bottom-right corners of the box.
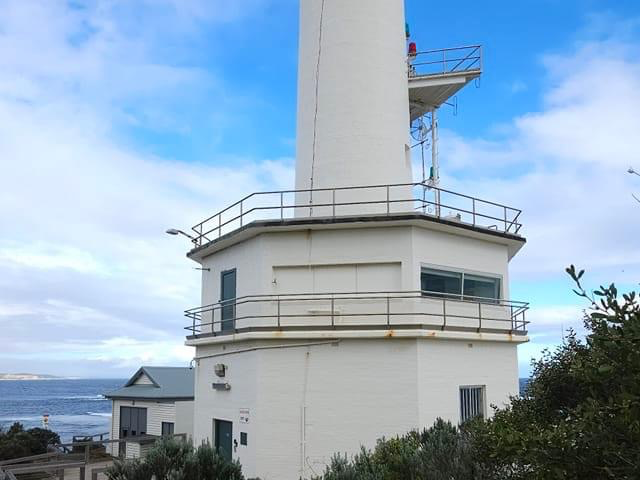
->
(161, 421), (175, 436)
(420, 264), (503, 302)
(459, 385), (486, 423)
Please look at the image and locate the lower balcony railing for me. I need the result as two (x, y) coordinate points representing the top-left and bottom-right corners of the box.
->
(184, 291), (529, 338)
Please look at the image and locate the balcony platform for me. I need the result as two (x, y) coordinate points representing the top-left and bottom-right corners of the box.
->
(184, 291), (529, 345)
(187, 182), (524, 260)
(407, 45), (482, 121)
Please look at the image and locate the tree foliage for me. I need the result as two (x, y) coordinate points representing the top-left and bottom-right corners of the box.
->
(0, 422), (61, 461)
(106, 436), (248, 480)
(468, 266), (640, 479)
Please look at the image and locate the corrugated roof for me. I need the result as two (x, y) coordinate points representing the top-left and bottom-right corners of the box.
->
(105, 366), (194, 400)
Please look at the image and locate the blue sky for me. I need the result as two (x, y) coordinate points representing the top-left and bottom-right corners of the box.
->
(0, 0), (639, 378)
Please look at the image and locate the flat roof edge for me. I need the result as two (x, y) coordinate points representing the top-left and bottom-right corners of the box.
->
(187, 213), (526, 260)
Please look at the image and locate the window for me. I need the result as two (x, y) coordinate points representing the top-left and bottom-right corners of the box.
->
(460, 386), (485, 423)
(463, 274), (500, 300)
(421, 268), (501, 301)
(161, 422), (175, 436)
(120, 406), (147, 437)
(421, 268), (462, 297)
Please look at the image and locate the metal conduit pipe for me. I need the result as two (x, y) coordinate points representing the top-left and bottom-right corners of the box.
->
(192, 340), (341, 362)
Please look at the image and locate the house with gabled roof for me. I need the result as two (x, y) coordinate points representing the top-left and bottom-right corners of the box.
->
(104, 366), (194, 457)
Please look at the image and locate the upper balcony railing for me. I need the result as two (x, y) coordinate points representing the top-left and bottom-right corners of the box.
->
(408, 45), (482, 78)
(184, 290), (529, 339)
(190, 182), (523, 248)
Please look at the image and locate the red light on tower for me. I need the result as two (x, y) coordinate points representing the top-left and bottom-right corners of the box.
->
(408, 42), (417, 59)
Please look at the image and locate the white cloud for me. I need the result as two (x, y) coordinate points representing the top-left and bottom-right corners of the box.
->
(0, 0), (293, 377)
(435, 29), (640, 283)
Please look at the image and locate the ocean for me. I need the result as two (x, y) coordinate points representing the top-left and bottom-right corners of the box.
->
(0, 378), (125, 443)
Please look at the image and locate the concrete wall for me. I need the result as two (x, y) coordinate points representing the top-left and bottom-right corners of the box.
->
(192, 337), (518, 479)
(193, 343), (259, 472)
(201, 226), (509, 298)
(417, 340), (519, 426)
(175, 400), (194, 441)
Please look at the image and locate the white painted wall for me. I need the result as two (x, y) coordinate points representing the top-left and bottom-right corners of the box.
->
(175, 400), (194, 441)
(199, 225), (512, 312)
(132, 373), (154, 385)
(295, 0), (411, 213)
(417, 340), (519, 426)
(192, 343), (259, 472)
(192, 337), (518, 480)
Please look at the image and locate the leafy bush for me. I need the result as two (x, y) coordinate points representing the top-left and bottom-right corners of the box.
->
(468, 266), (640, 479)
(0, 422), (60, 461)
(314, 419), (482, 480)
(106, 436), (247, 480)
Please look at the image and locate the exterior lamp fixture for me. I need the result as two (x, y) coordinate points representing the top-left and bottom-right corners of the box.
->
(165, 228), (196, 241)
(628, 167), (640, 203)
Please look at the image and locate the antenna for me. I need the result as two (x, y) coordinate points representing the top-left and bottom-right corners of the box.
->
(410, 117), (431, 143)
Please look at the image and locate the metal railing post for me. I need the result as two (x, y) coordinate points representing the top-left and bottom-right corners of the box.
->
(477, 303), (482, 332)
(472, 198), (476, 226)
(442, 297), (447, 330)
(277, 298), (281, 329)
(280, 192), (284, 219)
(386, 297), (390, 326)
(503, 206), (507, 232)
(218, 214), (221, 238)
(332, 189), (336, 217)
(510, 305), (514, 333)
(239, 200), (243, 227)
(442, 49), (446, 73)
(386, 185), (390, 214)
(331, 296), (335, 328)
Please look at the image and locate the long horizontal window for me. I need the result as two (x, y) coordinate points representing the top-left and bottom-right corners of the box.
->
(421, 268), (501, 301)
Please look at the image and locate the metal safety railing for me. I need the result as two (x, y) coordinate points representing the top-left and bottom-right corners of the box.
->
(0, 433), (187, 480)
(184, 290), (529, 338)
(190, 182), (522, 247)
(408, 45), (482, 78)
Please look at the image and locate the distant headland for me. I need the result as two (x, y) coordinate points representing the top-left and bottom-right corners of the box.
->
(0, 373), (63, 380)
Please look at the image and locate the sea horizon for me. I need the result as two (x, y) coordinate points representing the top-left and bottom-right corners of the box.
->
(0, 377), (126, 442)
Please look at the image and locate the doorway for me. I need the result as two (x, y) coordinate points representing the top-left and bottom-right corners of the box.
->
(220, 269), (236, 333)
(119, 406), (147, 456)
(214, 419), (233, 461)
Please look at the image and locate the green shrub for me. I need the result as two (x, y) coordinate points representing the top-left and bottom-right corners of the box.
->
(314, 419), (481, 480)
(0, 422), (60, 461)
(106, 436), (245, 480)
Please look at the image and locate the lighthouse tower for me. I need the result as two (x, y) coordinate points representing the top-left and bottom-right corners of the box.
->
(295, 1), (412, 193)
(181, 1), (527, 479)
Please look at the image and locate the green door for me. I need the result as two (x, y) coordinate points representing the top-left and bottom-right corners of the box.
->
(214, 419), (233, 461)
(220, 269), (236, 333)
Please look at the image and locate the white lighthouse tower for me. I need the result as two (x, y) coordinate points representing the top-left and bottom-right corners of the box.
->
(180, 1), (527, 479)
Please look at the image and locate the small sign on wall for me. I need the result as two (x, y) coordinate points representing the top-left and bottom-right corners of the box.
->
(239, 408), (250, 424)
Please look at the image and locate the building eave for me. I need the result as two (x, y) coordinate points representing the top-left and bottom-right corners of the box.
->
(187, 213), (526, 262)
(185, 328), (529, 347)
(104, 395), (194, 402)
